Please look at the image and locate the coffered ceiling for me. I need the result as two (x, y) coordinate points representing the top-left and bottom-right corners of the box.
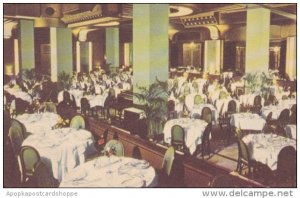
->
(3, 3), (296, 33)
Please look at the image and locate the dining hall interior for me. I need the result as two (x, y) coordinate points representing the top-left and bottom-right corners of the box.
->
(3, 3), (297, 188)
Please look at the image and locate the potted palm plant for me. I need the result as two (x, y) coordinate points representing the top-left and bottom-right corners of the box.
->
(243, 71), (273, 97)
(133, 78), (168, 140)
(57, 71), (72, 92)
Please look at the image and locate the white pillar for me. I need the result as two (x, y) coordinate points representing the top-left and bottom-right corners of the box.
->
(245, 8), (270, 73)
(285, 37), (296, 80)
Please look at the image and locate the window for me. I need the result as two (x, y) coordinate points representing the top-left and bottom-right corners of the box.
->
(182, 42), (202, 69)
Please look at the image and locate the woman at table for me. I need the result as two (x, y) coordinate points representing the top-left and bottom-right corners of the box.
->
(57, 91), (76, 121)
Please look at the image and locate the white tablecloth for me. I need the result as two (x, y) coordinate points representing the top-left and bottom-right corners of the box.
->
(215, 98), (240, 116)
(163, 118), (208, 154)
(4, 86), (33, 104)
(239, 94), (264, 106)
(190, 103), (218, 124)
(261, 105), (288, 120)
(277, 99), (296, 109)
(22, 128), (95, 182)
(242, 134), (296, 170)
(285, 125), (296, 140)
(230, 113), (266, 131)
(82, 93), (109, 108)
(15, 112), (60, 135)
(59, 156), (157, 187)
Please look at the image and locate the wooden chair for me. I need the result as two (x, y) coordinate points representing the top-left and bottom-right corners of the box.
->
(236, 138), (253, 177)
(201, 123), (212, 159)
(8, 125), (25, 158)
(19, 146), (40, 183)
(167, 100), (177, 120)
(158, 146), (175, 187)
(275, 146), (296, 187)
(277, 108), (290, 127)
(201, 107), (212, 124)
(10, 119), (30, 139)
(104, 139), (124, 157)
(80, 97), (91, 116)
(251, 95), (262, 114)
(289, 104), (296, 124)
(171, 125), (188, 154)
(194, 94), (203, 105)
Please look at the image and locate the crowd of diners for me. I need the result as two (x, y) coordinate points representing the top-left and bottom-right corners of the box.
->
(3, 67), (296, 187)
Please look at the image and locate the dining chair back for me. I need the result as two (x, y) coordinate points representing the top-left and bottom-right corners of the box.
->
(236, 137), (253, 177)
(253, 95), (262, 106)
(251, 95), (262, 114)
(70, 115), (86, 130)
(104, 139), (124, 157)
(171, 125), (186, 151)
(275, 125), (287, 137)
(8, 125), (25, 157)
(162, 146), (175, 176)
(227, 100), (237, 114)
(277, 109), (290, 127)
(267, 94), (278, 106)
(20, 146), (40, 183)
(194, 95), (203, 105)
(11, 119), (28, 138)
(62, 91), (71, 103)
(289, 104), (296, 124)
(132, 146), (142, 160)
(201, 107), (212, 124)
(108, 88), (116, 98)
(276, 146), (296, 184)
(201, 123), (212, 159)
(80, 98), (90, 116)
(167, 100), (175, 112)
(167, 100), (177, 120)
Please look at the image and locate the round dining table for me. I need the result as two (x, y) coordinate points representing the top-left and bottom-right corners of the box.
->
(59, 156), (158, 187)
